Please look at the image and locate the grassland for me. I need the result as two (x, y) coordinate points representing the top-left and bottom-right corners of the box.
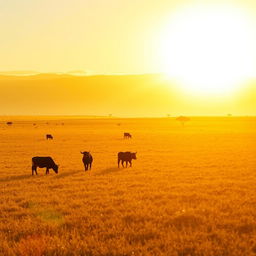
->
(0, 117), (255, 256)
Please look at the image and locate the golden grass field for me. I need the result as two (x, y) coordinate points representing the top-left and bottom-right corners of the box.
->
(0, 117), (255, 256)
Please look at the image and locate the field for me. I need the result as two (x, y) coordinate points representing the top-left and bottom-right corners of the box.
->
(0, 117), (256, 256)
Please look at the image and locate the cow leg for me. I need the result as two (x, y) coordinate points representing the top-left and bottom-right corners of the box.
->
(118, 159), (121, 168)
(85, 164), (88, 171)
(122, 160), (125, 168)
(32, 166), (38, 175)
(89, 163), (92, 170)
(46, 168), (49, 175)
(129, 160), (132, 167)
(126, 161), (128, 168)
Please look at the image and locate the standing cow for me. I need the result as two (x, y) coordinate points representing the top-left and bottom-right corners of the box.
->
(118, 152), (137, 168)
(124, 132), (132, 139)
(81, 151), (93, 171)
(32, 156), (58, 175)
(46, 134), (53, 140)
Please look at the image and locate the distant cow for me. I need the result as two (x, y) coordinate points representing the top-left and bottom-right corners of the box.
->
(46, 134), (53, 140)
(81, 151), (93, 171)
(6, 122), (13, 126)
(118, 152), (137, 168)
(32, 156), (58, 175)
(124, 132), (132, 139)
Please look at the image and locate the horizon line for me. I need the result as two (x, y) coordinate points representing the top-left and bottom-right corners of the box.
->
(0, 114), (255, 118)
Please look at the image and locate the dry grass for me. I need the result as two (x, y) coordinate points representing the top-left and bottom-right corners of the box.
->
(0, 117), (255, 256)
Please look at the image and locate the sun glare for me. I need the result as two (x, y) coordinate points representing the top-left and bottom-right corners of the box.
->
(159, 4), (256, 95)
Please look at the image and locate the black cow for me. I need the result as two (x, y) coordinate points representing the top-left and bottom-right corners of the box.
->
(32, 157), (58, 175)
(124, 132), (132, 139)
(118, 152), (137, 168)
(46, 134), (53, 140)
(81, 151), (93, 171)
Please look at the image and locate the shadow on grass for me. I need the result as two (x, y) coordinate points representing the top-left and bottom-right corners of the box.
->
(53, 170), (81, 179)
(96, 167), (122, 176)
(0, 170), (83, 182)
(0, 174), (31, 183)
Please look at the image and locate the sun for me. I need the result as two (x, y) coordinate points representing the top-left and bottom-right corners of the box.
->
(159, 4), (256, 95)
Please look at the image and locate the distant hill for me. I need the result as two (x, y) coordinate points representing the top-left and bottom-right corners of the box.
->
(0, 71), (40, 76)
(0, 73), (255, 116)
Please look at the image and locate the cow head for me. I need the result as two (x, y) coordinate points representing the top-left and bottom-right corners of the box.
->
(131, 152), (137, 159)
(53, 164), (59, 173)
(81, 151), (90, 155)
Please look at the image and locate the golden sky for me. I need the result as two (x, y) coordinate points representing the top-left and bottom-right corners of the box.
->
(1, 0), (255, 74)
(0, 0), (255, 115)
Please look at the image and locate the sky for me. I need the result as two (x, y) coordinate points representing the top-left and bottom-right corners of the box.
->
(0, 0), (255, 74)
(0, 0), (255, 116)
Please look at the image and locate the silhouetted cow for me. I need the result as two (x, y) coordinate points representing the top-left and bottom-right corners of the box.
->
(46, 134), (53, 140)
(81, 151), (93, 171)
(124, 132), (132, 139)
(32, 157), (58, 175)
(118, 152), (137, 168)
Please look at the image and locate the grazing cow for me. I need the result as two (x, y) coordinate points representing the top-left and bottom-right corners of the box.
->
(81, 151), (93, 171)
(118, 152), (137, 168)
(32, 157), (58, 175)
(124, 132), (132, 139)
(46, 134), (53, 140)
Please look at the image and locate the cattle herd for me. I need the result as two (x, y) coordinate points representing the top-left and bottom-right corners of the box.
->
(31, 132), (137, 175)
